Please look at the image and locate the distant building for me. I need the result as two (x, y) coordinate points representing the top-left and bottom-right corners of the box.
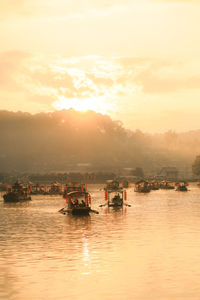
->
(158, 167), (178, 181)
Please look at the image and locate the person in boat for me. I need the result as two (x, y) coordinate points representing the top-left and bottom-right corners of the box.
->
(81, 200), (86, 207)
(113, 194), (120, 202)
(74, 199), (79, 206)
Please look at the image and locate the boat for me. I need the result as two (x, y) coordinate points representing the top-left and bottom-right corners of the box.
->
(104, 180), (121, 191)
(59, 190), (99, 216)
(100, 189), (131, 208)
(159, 181), (175, 190)
(134, 181), (151, 193)
(29, 183), (48, 195)
(107, 190), (124, 207)
(149, 181), (160, 190)
(3, 181), (31, 202)
(175, 182), (188, 191)
(49, 182), (63, 195)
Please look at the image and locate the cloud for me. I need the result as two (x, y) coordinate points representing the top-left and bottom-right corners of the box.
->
(1, 51), (200, 116)
(115, 57), (200, 94)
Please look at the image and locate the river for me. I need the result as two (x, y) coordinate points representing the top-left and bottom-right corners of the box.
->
(1, 184), (200, 300)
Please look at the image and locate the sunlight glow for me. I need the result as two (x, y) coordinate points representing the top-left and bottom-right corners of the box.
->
(52, 96), (113, 114)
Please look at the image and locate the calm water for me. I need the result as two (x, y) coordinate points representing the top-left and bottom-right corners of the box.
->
(1, 184), (200, 300)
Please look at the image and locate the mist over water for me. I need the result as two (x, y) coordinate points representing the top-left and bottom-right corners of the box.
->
(1, 184), (200, 300)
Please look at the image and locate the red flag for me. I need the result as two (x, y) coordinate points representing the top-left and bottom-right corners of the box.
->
(105, 191), (108, 201)
(124, 190), (127, 201)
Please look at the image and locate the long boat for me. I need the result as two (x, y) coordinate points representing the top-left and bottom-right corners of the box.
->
(104, 180), (120, 191)
(3, 181), (31, 203)
(160, 181), (175, 190)
(59, 190), (98, 216)
(134, 181), (151, 193)
(175, 182), (188, 191)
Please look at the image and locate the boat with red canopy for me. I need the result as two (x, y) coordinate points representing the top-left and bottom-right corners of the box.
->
(59, 190), (99, 216)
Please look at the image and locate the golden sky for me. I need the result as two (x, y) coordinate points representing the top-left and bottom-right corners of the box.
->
(1, 0), (200, 132)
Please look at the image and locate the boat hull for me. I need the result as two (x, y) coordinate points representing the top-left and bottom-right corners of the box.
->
(108, 203), (123, 207)
(60, 207), (91, 216)
(175, 187), (188, 192)
(3, 192), (31, 202)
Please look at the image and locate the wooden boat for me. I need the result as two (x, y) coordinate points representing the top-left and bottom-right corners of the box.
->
(134, 181), (151, 193)
(175, 182), (188, 191)
(159, 181), (174, 190)
(49, 182), (63, 195)
(3, 181), (31, 202)
(104, 180), (121, 191)
(59, 191), (98, 216)
(107, 190), (124, 207)
(150, 181), (160, 190)
(29, 183), (48, 195)
(100, 189), (131, 208)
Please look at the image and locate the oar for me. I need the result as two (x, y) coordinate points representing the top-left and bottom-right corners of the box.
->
(99, 203), (107, 207)
(124, 203), (131, 207)
(58, 207), (64, 212)
(58, 207), (67, 214)
(90, 209), (99, 214)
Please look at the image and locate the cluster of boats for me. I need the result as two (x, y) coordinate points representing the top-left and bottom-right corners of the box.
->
(2, 179), (130, 216)
(2, 179), (189, 216)
(134, 180), (189, 193)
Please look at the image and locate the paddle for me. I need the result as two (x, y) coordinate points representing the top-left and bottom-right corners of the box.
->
(99, 203), (107, 207)
(58, 207), (68, 214)
(90, 209), (99, 214)
(124, 203), (131, 207)
(58, 208), (64, 212)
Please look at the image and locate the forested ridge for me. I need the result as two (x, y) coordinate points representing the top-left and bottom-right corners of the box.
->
(0, 109), (198, 173)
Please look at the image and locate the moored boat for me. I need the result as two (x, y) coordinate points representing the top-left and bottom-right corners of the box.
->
(134, 181), (151, 193)
(104, 180), (121, 191)
(3, 181), (31, 202)
(49, 182), (63, 195)
(159, 181), (174, 190)
(175, 182), (188, 191)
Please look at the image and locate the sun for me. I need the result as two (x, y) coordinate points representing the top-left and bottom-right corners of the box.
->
(52, 96), (112, 114)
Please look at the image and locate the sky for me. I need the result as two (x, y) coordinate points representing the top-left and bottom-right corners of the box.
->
(0, 0), (200, 132)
